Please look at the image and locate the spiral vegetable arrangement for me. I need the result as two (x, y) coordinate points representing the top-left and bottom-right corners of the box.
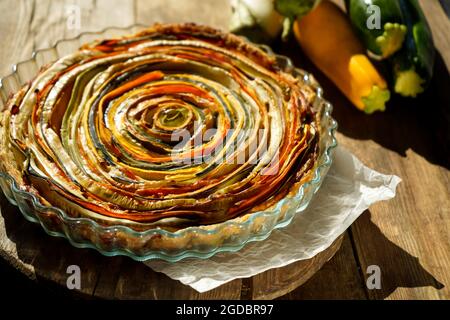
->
(0, 24), (319, 231)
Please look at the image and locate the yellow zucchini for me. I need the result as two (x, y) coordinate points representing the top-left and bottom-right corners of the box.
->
(293, 0), (390, 113)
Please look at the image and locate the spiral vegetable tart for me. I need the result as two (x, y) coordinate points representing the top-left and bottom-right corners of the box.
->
(0, 24), (321, 250)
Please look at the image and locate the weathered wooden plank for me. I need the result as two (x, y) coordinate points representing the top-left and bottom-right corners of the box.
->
(30, 0), (135, 51)
(0, 0), (35, 76)
(0, 192), (107, 297)
(93, 252), (244, 299)
(0, 0), (448, 300)
(251, 235), (346, 300)
(0, 0), (137, 298)
(135, 0), (231, 30)
(420, 0), (450, 68)
(351, 210), (446, 300)
(0, 194), (36, 280)
(110, 257), (243, 300)
(333, 68), (450, 299)
(280, 232), (367, 300)
(310, 0), (450, 300)
(0, 0), (38, 278)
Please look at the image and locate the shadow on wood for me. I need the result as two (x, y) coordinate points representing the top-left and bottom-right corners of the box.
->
(0, 191), (444, 299)
(279, 211), (444, 300)
(1, 190), (341, 300)
(352, 211), (444, 299)
(0, 190), (243, 299)
(278, 233), (368, 300)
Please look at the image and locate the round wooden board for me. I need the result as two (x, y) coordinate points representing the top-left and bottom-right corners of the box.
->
(0, 193), (343, 300)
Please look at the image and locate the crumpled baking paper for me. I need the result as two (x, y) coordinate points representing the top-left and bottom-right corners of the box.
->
(144, 146), (401, 293)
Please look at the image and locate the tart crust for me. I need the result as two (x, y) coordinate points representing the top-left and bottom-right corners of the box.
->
(0, 23), (320, 232)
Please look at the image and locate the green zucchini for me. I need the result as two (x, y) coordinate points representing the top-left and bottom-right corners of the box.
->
(391, 0), (435, 97)
(345, 0), (408, 59)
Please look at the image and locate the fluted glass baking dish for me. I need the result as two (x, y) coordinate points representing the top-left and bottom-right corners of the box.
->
(0, 25), (337, 262)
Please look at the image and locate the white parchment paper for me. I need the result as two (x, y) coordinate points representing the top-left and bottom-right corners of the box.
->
(144, 146), (401, 292)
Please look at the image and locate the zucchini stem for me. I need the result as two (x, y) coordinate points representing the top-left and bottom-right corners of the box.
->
(376, 22), (407, 58)
(394, 69), (426, 97)
(361, 85), (391, 114)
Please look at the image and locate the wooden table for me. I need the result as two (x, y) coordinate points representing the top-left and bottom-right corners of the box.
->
(0, 0), (448, 300)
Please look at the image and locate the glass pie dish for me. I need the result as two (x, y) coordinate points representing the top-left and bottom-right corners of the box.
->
(0, 25), (337, 262)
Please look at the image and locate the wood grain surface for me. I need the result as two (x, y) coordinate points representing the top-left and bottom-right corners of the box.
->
(0, 0), (448, 300)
